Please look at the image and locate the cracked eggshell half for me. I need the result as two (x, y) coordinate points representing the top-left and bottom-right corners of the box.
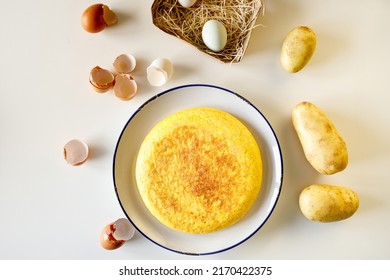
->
(146, 58), (173, 87)
(63, 139), (89, 166)
(100, 218), (135, 250)
(89, 66), (115, 93)
(114, 74), (137, 101)
(113, 54), (136, 74)
(81, 4), (117, 33)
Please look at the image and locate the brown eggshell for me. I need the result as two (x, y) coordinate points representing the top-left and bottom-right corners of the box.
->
(102, 5), (118, 26)
(113, 74), (137, 101)
(89, 66), (115, 93)
(63, 139), (89, 166)
(113, 54), (136, 74)
(81, 4), (106, 33)
(81, 4), (117, 33)
(99, 224), (125, 250)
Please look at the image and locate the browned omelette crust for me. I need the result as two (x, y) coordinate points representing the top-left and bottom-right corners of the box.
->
(135, 108), (262, 234)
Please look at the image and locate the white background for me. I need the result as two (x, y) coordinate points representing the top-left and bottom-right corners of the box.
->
(1, 0), (389, 260)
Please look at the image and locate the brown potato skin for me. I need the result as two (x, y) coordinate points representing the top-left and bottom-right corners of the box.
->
(281, 26), (316, 73)
(299, 184), (359, 222)
(292, 101), (348, 175)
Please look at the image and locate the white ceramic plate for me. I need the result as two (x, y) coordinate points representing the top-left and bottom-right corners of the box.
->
(113, 84), (283, 255)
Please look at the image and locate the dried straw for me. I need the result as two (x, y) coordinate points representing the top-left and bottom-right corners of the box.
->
(151, 0), (264, 63)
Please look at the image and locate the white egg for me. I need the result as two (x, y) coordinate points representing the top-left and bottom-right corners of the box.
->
(201, 20), (227, 52)
(178, 0), (197, 8)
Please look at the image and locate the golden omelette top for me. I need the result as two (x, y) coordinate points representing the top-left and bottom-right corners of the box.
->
(135, 108), (262, 234)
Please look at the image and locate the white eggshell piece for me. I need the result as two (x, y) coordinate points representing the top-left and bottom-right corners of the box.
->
(147, 66), (167, 87)
(63, 139), (89, 166)
(147, 58), (173, 87)
(113, 74), (137, 100)
(202, 20), (227, 52)
(178, 0), (197, 8)
(150, 58), (173, 79)
(113, 54), (136, 74)
(112, 218), (135, 241)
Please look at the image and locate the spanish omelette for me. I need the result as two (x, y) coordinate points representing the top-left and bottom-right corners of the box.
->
(135, 108), (262, 234)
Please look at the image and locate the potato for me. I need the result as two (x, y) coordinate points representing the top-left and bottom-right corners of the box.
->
(299, 184), (359, 222)
(292, 101), (348, 175)
(281, 26), (316, 73)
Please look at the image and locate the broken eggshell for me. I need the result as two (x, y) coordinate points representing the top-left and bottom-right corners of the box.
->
(81, 3), (117, 33)
(89, 66), (115, 93)
(114, 74), (137, 101)
(63, 139), (89, 166)
(102, 5), (118, 26)
(100, 218), (135, 250)
(113, 54), (136, 74)
(146, 58), (173, 87)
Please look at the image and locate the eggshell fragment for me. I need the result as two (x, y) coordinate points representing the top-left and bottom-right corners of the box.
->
(100, 224), (124, 250)
(202, 20), (228, 52)
(147, 58), (173, 86)
(81, 4), (117, 33)
(63, 139), (89, 166)
(113, 74), (137, 100)
(112, 218), (135, 241)
(147, 67), (167, 87)
(113, 54), (136, 74)
(89, 66), (115, 93)
(100, 218), (135, 250)
(150, 58), (174, 79)
(102, 4), (118, 26)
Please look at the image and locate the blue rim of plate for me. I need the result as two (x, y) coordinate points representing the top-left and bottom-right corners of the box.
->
(112, 84), (284, 255)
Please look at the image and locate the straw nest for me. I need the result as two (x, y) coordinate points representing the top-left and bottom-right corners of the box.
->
(151, 0), (264, 63)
